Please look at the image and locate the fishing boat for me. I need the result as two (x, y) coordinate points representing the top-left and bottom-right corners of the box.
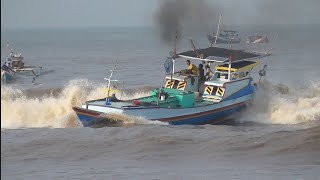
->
(1, 44), (42, 83)
(73, 44), (270, 127)
(207, 14), (241, 45)
(207, 30), (241, 44)
(246, 35), (269, 44)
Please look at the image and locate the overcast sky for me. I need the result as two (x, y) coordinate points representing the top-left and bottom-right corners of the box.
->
(1, 0), (319, 30)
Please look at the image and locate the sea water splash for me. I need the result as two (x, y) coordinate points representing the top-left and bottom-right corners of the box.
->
(1, 79), (157, 129)
(96, 113), (168, 127)
(241, 80), (320, 125)
(2, 78), (319, 129)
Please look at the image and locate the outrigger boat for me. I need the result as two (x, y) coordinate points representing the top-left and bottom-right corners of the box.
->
(207, 30), (241, 45)
(207, 14), (241, 45)
(73, 44), (270, 127)
(1, 44), (42, 83)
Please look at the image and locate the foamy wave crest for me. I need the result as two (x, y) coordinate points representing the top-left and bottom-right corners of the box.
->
(1, 86), (24, 101)
(241, 80), (320, 125)
(1, 79), (152, 129)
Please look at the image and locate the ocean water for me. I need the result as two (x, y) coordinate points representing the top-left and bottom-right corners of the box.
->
(1, 25), (320, 179)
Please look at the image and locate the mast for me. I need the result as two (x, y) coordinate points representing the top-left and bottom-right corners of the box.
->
(228, 41), (232, 81)
(214, 14), (222, 45)
(172, 31), (178, 74)
(228, 57), (231, 80)
(104, 68), (118, 105)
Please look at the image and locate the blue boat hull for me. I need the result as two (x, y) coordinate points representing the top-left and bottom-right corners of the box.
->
(73, 108), (102, 127)
(167, 103), (247, 125)
(1, 71), (15, 83)
(73, 101), (249, 127)
(207, 34), (241, 44)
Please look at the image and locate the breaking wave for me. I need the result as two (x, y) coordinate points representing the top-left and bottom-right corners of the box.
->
(1, 79), (156, 129)
(2, 78), (318, 129)
(240, 80), (320, 125)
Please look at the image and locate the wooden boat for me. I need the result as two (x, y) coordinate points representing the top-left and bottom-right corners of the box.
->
(73, 45), (270, 127)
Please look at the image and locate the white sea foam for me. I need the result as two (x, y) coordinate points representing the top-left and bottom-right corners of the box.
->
(240, 80), (320, 125)
(1, 79), (156, 129)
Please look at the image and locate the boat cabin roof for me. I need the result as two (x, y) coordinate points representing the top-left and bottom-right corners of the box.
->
(178, 47), (260, 63)
(215, 60), (258, 72)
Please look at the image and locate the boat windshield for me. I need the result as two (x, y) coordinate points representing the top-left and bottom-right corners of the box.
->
(11, 60), (24, 68)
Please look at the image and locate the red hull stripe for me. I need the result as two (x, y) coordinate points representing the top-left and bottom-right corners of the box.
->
(73, 107), (101, 117)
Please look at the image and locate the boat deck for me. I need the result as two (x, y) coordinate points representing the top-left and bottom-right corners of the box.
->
(88, 100), (131, 108)
(87, 98), (215, 109)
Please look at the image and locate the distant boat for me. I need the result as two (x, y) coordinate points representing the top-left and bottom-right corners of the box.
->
(246, 35), (269, 44)
(207, 30), (241, 44)
(1, 43), (42, 83)
(207, 14), (241, 45)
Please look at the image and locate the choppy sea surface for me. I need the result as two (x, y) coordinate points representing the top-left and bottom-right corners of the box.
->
(1, 25), (320, 179)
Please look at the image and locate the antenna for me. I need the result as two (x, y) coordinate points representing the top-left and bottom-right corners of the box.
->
(6, 41), (14, 54)
(104, 65), (118, 105)
(214, 13), (222, 45)
(167, 31), (178, 83)
(172, 31), (178, 74)
(227, 40), (234, 81)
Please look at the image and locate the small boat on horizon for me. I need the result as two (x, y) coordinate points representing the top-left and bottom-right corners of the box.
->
(73, 43), (271, 127)
(207, 30), (241, 45)
(207, 14), (241, 45)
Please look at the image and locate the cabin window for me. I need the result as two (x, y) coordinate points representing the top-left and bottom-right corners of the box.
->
(165, 80), (175, 88)
(164, 79), (182, 89)
(12, 61), (23, 68)
(220, 74), (228, 79)
(172, 80), (180, 89)
(204, 85), (224, 97)
(215, 87), (225, 96)
(177, 81), (187, 90)
(204, 85), (218, 95)
(239, 72), (245, 78)
(231, 73), (238, 80)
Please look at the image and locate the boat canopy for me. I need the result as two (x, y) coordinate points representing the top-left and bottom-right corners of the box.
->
(215, 60), (258, 72)
(178, 47), (264, 63)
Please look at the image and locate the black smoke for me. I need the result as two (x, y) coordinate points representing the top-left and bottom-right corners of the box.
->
(154, 0), (221, 45)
